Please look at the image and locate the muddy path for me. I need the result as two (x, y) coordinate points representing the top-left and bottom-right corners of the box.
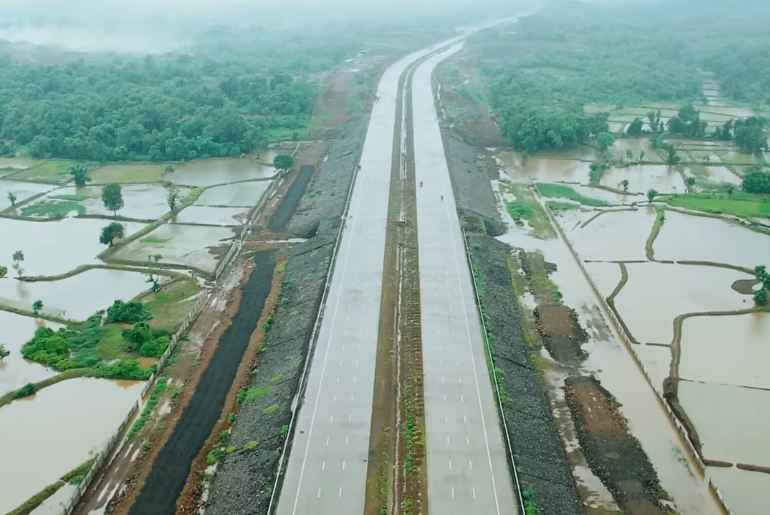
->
(127, 251), (275, 515)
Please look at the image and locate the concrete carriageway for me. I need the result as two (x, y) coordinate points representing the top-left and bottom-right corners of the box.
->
(275, 19), (524, 515)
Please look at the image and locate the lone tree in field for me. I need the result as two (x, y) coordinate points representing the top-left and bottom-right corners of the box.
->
(102, 183), (124, 216)
(7, 192), (17, 207)
(686, 177), (696, 190)
(167, 186), (179, 212)
(70, 164), (90, 187)
(12, 250), (24, 277)
(620, 179), (629, 193)
(597, 132), (615, 155)
(647, 189), (658, 203)
(32, 300), (43, 315)
(100, 222), (125, 247)
(0, 344), (9, 359)
(0, 265), (7, 278)
(273, 154), (294, 174)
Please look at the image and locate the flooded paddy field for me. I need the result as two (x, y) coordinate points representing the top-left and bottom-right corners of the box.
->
(497, 150), (595, 184)
(680, 312), (770, 389)
(1, 217), (145, 277)
(709, 466), (770, 515)
(0, 180), (54, 210)
(166, 156), (276, 187)
(194, 180), (272, 207)
(654, 211), (770, 269)
(3, 160), (75, 184)
(614, 263), (750, 345)
(600, 164), (685, 194)
(0, 378), (142, 514)
(567, 208), (655, 261)
(89, 163), (167, 184)
(0, 268), (153, 321)
(26, 183), (172, 220)
(0, 311), (59, 393)
(111, 223), (236, 273)
(174, 205), (250, 226)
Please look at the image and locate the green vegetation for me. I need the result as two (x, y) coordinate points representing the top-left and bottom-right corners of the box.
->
(70, 164), (91, 187)
(90, 163), (167, 184)
(7, 160), (74, 183)
(272, 154), (295, 174)
(99, 222), (125, 247)
(743, 169), (770, 194)
(20, 199), (84, 218)
(504, 184), (556, 239)
(522, 487), (540, 515)
(755, 266), (770, 306)
(0, 265), (7, 278)
(140, 279), (200, 332)
(646, 209), (666, 261)
(0, 343), (8, 359)
(663, 192), (770, 218)
(236, 385), (271, 405)
(32, 300), (43, 315)
(128, 377), (168, 439)
(535, 183), (609, 207)
(589, 162), (609, 186)
(107, 300), (152, 323)
(667, 104), (707, 138)
(101, 183), (124, 215)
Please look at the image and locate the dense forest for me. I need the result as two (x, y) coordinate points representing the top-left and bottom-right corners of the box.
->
(0, 27), (363, 162)
(471, 0), (770, 154)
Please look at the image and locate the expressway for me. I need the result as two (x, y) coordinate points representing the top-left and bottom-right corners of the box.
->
(412, 44), (518, 515)
(274, 38), (461, 515)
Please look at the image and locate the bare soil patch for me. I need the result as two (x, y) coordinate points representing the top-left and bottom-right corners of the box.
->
(535, 304), (588, 365)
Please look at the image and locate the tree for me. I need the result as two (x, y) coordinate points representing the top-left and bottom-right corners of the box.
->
(620, 179), (629, 193)
(627, 117), (644, 136)
(742, 169), (770, 194)
(102, 184), (124, 216)
(100, 222), (125, 247)
(667, 104), (706, 138)
(0, 265), (7, 278)
(647, 189), (658, 203)
(662, 144), (680, 166)
(625, 149), (634, 162)
(756, 265), (768, 282)
(686, 177), (696, 189)
(167, 186), (179, 212)
(32, 300), (43, 315)
(0, 344), (8, 359)
(12, 250), (24, 277)
(734, 117), (768, 154)
(70, 164), (90, 187)
(639, 150), (646, 162)
(597, 132), (615, 154)
(7, 192), (17, 207)
(273, 154), (294, 174)
(755, 288), (768, 306)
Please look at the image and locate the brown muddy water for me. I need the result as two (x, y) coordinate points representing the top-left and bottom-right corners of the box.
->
(1, 218), (146, 277)
(600, 165), (685, 194)
(680, 312), (770, 389)
(0, 378), (142, 513)
(654, 211), (770, 270)
(614, 262), (750, 345)
(497, 150), (596, 184)
(166, 155), (276, 187)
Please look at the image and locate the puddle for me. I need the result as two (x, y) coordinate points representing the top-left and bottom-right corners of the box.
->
(1, 218), (145, 277)
(194, 181), (272, 207)
(111, 223), (236, 273)
(175, 206), (250, 226)
(679, 381), (770, 465)
(0, 268), (152, 321)
(600, 165), (685, 194)
(0, 378), (142, 514)
(680, 312), (770, 389)
(0, 180), (54, 210)
(615, 263), (749, 344)
(568, 208), (656, 261)
(167, 156), (276, 187)
(0, 310), (59, 393)
(655, 211), (770, 270)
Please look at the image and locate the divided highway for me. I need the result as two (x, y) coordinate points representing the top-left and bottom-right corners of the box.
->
(412, 45), (519, 515)
(274, 38), (460, 515)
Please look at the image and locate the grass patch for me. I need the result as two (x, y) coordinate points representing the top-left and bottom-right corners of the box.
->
(521, 250), (562, 304)
(546, 200), (580, 211)
(504, 184), (556, 239)
(141, 279), (200, 332)
(128, 377), (168, 439)
(9, 160), (76, 184)
(663, 191), (770, 218)
(264, 126), (307, 143)
(536, 183), (609, 207)
(61, 458), (96, 485)
(20, 199), (84, 218)
(646, 208), (666, 260)
(90, 163), (167, 184)
(236, 385), (271, 405)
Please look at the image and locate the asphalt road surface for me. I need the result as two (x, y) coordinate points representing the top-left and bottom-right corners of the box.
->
(412, 43), (518, 515)
(275, 38), (461, 515)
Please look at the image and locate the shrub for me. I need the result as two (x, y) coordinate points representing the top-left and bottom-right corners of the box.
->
(15, 383), (36, 398)
(743, 169), (770, 194)
(106, 300), (151, 324)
